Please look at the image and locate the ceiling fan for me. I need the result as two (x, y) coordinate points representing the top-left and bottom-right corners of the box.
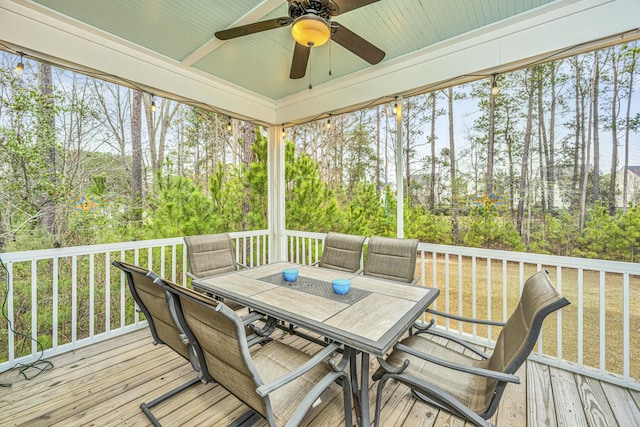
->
(215, 0), (385, 79)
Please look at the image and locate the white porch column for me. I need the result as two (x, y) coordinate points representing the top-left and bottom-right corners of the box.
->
(395, 96), (404, 238)
(267, 124), (286, 262)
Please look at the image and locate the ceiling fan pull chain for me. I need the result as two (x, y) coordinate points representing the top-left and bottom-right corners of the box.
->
(329, 39), (332, 76)
(309, 65), (313, 89)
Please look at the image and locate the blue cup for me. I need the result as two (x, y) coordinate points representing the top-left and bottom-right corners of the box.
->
(282, 268), (299, 283)
(332, 278), (351, 295)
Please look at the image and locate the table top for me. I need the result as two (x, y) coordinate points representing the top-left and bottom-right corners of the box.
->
(192, 262), (440, 356)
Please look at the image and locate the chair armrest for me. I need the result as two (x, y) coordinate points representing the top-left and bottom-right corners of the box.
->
(412, 326), (490, 359)
(236, 261), (248, 269)
(186, 271), (198, 281)
(256, 343), (340, 397)
(394, 342), (520, 384)
(426, 308), (506, 327)
(409, 277), (419, 286)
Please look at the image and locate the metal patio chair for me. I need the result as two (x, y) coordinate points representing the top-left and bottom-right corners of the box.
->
(111, 260), (212, 426)
(314, 231), (366, 273)
(372, 269), (570, 427)
(158, 276), (354, 427)
(184, 232), (247, 310)
(362, 236), (419, 284)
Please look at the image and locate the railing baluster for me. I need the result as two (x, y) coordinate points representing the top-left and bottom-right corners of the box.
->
(578, 268), (584, 367)
(90, 253), (95, 338)
(471, 256), (477, 338)
(457, 254), (462, 333)
(623, 273), (630, 381)
(445, 253), (450, 331)
(171, 244), (177, 283)
(72, 255), (78, 344)
(556, 267), (562, 362)
(105, 252), (111, 334)
(599, 270), (606, 374)
(31, 260), (37, 356)
(487, 257), (492, 341)
(7, 261), (15, 364)
(53, 257), (59, 350)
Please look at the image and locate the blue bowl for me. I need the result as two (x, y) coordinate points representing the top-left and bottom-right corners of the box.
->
(282, 268), (299, 282)
(332, 278), (351, 295)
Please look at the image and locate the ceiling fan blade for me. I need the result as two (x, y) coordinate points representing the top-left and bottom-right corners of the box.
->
(332, 0), (380, 15)
(290, 43), (311, 79)
(215, 17), (292, 40)
(331, 23), (385, 64)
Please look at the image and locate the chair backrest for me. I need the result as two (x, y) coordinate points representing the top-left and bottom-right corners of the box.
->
(363, 236), (419, 283)
(484, 269), (570, 416)
(184, 233), (238, 278)
(318, 232), (366, 272)
(111, 260), (190, 360)
(160, 280), (271, 421)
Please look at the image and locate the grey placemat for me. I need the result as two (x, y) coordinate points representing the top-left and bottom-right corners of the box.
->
(258, 273), (371, 305)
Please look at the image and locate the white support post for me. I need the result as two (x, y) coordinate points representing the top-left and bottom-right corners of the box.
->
(395, 96), (404, 238)
(267, 124), (286, 262)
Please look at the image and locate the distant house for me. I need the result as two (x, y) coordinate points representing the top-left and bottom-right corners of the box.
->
(616, 166), (640, 208)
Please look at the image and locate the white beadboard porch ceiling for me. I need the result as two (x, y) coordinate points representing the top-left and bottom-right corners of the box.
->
(1, 0), (639, 125)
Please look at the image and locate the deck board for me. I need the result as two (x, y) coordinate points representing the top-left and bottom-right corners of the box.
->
(1, 328), (639, 426)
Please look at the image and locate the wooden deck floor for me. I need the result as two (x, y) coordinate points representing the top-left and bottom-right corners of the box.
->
(2, 328), (639, 427)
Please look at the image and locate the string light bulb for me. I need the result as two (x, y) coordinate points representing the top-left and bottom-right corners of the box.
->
(393, 98), (399, 116)
(281, 124), (286, 138)
(490, 74), (499, 96)
(227, 117), (232, 131)
(150, 94), (157, 112)
(326, 115), (331, 129)
(14, 53), (24, 77)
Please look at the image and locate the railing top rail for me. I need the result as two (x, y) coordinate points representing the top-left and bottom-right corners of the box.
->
(418, 242), (640, 275)
(0, 230), (268, 263)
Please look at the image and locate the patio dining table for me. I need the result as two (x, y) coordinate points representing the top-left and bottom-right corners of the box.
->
(192, 261), (440, 426)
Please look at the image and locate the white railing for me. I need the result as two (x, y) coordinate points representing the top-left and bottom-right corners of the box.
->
(2, 229), (637, 392)
(0, 230), (269, 373)
(284, 230), (640, 391)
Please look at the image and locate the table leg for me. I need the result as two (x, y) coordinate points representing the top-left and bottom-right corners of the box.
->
(349, 349), (371, 427)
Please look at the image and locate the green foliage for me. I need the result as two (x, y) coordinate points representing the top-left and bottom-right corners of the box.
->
(461, 205), (525, 251)
(145, 173), (219, 238)
(528, 211), (579, 256)
(405, 205), (453, 244)
(576, 205), (640, 262)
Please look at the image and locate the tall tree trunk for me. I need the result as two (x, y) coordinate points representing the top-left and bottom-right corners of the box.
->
(430, 92), (437, 211)
(404, 103), (411, 204)
(39, 63), (56, 238)
(241, 122), (255, 230)
(487, 77), (496, 197)
(131, 90), (143, 222)
(608, 56), (620, 214)
(517, 69), (535, 235)
(547, 61), (558, 214)
(580, 55), (598, 230)
(592, 51), (601, 204)
(570, 57), (582, 212)
(376, 105), (381, 194)
(537, 67), (548, 213)
(622, 44), (637, 211)
(447, 87), (458, 242)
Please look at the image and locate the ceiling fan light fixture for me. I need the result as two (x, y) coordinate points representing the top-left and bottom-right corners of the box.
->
(291, 15), (330, 47)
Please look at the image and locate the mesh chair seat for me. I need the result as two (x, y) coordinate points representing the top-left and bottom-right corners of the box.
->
(184, 233), (245, 310)
(161, 278), (354, 427)
(363, 236), (419, 283)
(372, 269), (570, 427)
(317, 232), (366, 273)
